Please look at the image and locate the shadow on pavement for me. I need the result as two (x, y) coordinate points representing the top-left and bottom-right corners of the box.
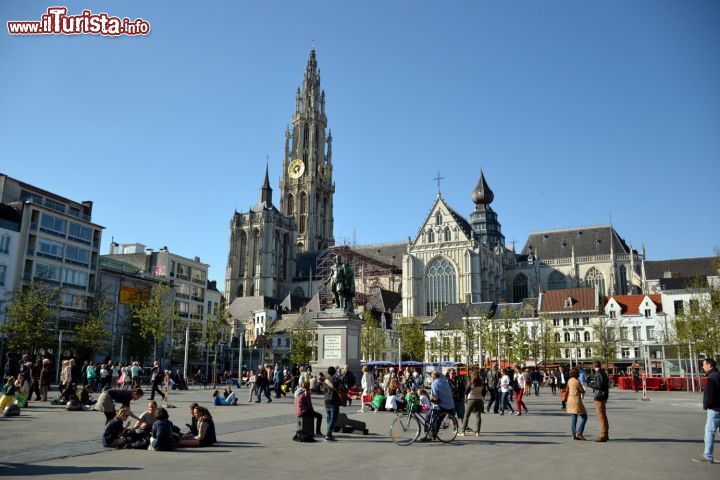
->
(612, 438), (703, 443)
(0, 464), (142, 476)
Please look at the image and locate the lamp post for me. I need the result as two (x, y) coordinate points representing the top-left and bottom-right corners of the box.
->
(236, 321), (246, 384)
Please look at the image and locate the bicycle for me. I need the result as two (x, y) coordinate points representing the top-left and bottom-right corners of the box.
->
(390, 406), (458, 446)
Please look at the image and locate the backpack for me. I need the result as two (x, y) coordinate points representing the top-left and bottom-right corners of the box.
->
(292, 430), (316, 442)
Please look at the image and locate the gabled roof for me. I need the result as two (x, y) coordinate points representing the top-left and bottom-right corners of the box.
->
(644, 257), (718, 281)
(606, 294), (663, 315)
(229, 296), (277, 321)
(350, 242), (406, 268)
(280, 293), (309, 313)
(364, 287), (402, 313)
(426, 302), (495, 330)
(540, 288), (598, 314)
(413, 195), (473, 245)
(521, 225), (630, 260)
(267, 312), (318, 335)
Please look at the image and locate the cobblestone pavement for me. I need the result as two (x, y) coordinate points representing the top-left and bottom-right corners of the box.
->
(0, 386), (716, 479)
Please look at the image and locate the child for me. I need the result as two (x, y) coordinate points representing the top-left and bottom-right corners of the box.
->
(418, 388), (431, 422)
(371, 386), (386, 412)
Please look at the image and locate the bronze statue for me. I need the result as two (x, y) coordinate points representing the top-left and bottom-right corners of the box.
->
(323, 254), (356, 314)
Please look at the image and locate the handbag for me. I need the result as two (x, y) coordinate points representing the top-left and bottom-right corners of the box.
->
(560, 388), (569, 402)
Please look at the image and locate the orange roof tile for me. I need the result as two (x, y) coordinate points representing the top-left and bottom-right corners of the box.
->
(608, 294), (662, 315)
(540, 288), (597, 313)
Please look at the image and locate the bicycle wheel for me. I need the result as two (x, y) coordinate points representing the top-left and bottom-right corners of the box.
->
(434, 412), (458, 443)
(390, 414), (421, 446)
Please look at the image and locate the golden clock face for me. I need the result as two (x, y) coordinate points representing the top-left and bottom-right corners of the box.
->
(288, 159), (305, 179)
(318, 163), (331, 182)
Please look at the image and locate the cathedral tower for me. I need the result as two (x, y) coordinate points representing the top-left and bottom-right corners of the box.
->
(279, 50), (335, 253)
(469, 170), (505, 248)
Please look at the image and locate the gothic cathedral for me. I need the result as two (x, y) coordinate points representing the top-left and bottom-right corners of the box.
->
(225, 50), (335, 305)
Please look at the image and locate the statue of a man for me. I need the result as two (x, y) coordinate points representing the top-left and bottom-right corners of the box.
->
(323, 254), (344, 309)
(339, 258), (356, 313)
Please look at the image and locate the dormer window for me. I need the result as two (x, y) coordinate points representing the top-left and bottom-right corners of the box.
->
(564, 297), (573, 309)
(609, 310), (616, 319)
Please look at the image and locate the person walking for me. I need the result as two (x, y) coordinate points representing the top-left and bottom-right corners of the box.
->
(273, 364), (283, 399)
(588, 360), (610, 442)
(459, 372), (484, 437)
(566, 368), (588, 440)
(447, 368), (466, 422)
(485, 365), (500, 414)
(39, 358), (53, 402)
(149, 362), (166, 401)
(359, 366), (374, 413)
(499, 368), (514, 415)
(692, 358), (720, 464)
(559, 367), (569, 409)
(513, 366), (529, 415)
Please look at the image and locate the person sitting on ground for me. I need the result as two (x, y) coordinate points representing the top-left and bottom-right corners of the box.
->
(102, 407), (149, 449)
(385, 387), (399, 412)
(134, 400), (158, 431)
(53, 382), (79, 405)
(212, 389), (237, 406)
(371, 386), (386, 412)
(179, 406), (216, 447)
(77, 384), (94, 405)
(14, 373), (30, 408)
(149, 406), (176, 451)
(294, 381), (323, 437)
(185, 402), (199, 435)
(94, 387), (144, 424)
(0, 376), (16, 410)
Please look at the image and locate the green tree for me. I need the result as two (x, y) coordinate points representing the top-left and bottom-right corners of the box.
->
(397, 316), (425, 360)
(203, 306), (230, 386)
(289, 316), (315, 365)
(511, 324), (530, 365)
(132, 283), (176, 361)
(360, 309), (386, 361)
(1, 281), (59, 353)
(592, 316), (619, 367)
(72, 295), (113, 358)
(539, 317), (561, 365)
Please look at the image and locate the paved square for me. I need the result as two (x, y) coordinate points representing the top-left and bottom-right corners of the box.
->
(0, 386), (716, 479)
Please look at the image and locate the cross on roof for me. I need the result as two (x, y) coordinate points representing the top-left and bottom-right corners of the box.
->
(434, 171), (444, 195)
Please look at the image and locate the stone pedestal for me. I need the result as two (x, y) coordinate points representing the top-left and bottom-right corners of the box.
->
(311, 308), (363, 376)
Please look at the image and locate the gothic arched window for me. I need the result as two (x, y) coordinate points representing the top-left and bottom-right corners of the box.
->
(585, 267), (605, 295)
(547, 271), (566, 290)
(299, 192), (307, 234)
(303, 124), (309, 148)
(287, 194), (295, 215)
(584, 331), (591, 342)
(251, 229), (260, 276)
(513, 274), (528, 302)
(427, 230), (435, 243)
(435, 211), (442, 225)
(238, 231), (247, 275)
(564, 332), (571, 342)
(444, 228), (451, 242)
(619, 264), (628, 295)
(425, 257), (457, 316)
(237, 285), (244, 297)
(554, 332), (561, 342)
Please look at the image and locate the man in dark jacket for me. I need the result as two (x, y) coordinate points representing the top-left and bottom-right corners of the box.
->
(485, 366), (500, 413)
(693, 358), (720, 464)
(322, 366), (344, 441)
(589, 360), (610, 442)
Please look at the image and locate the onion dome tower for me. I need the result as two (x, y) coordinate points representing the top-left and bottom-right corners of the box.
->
(469, 170), (505, 249)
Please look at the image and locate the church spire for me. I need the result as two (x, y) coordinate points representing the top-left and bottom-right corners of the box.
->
(471, 170), (494, 205)
(260, 163), (272, 206)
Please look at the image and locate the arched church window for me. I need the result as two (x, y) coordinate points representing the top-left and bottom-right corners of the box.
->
(619, 265), (628, 295)
(513, 274), (528, 302)
(435, 211), (442, 225)
(444, 228), (451, 242)
(585, 267), (605, 295)
(251, 229), (260, 276)
(299, 192), (307, 234)
(427, 230), (435, 243)
(425, 257), (456, 316)
(237, 285), (244, 297)
(238, 231), (247, 275)
(287, 194), (295, 215)
(547, 271), (567, 290)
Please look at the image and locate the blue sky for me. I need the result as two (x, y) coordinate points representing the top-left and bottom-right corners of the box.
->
(2, 0), (719, 284)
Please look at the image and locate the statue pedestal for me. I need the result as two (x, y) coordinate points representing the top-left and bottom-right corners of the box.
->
(311, 308), (363, 375)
